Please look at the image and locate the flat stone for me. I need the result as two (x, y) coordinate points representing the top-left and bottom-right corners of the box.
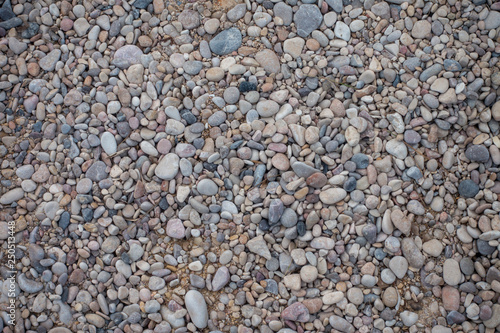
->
(246, 235), (271, 259)
(185, 290), (208, 329)
(155, 153), (179, 180)
(329, 315), (354, 333)
(485, 11), (500, 30)
(0, 188), (24, 205)
(39, 49), (61, 71)
(282, 302), (310, 322)
(212, 267), (230, 291)
(86, 161), (108, 181)
(166, 219), (185, 239)
(411, 20), (431, 38)
(319, 188), (347, 205)
(100, 132), (117, 155)
(465, 145), (489, 162)
(458, 180), (479, 198)
(443, 259), (461, 286)
(178, 9), (200, 29)
(389, 256), (408, 279)
(209, 28), (242, 55)
(113, 45), (144, 69)
(294, 5), (322, 37)
(255, 49), (280, 74)
(197, 179), (218, 196)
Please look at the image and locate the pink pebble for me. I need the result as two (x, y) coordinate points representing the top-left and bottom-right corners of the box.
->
(60, 18), (74, 31)
(157, 139), (172, 154)
(129, 117), (139, 129)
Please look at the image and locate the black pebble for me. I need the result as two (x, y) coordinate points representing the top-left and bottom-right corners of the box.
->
(296, 221), (306, 236)
(159, 197), (169, 210)
(259, 219), (270, 231)
(82, 208), (93, 222)
(239, 81), (257, 92)
(180, 110), (197, 125)
(59, 211), (70, 230)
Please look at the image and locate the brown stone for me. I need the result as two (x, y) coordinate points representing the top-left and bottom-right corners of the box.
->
(68, 269), (85, 284)
(281, 302), (310, 322)
(442, 286), (460, 311)
(271, 153), (290, 171)
(302, 298), (323, 313)
(306, 173), (328, 188)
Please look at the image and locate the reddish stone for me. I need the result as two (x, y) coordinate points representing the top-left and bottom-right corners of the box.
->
(281, 302), (310, 322)
(442, 286), (460, 311)
(306, 172), (328, 188)
(68, 269), (85, 284)
(60, 18), (73, 31)
(271, 153), (290, 171)
(166, 219), (185, 239)
(302, 298), (323, 313)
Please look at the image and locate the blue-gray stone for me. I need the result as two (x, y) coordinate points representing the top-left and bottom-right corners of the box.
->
(374, 248), (386, 260)
(465, 145), (489, 162)
(246, 109), (259, 123)
(446, 311), (465, 325)
(0, 17), (22, 30)
(297, 221), (306, 236)
(435, 119), (451, 130)
(293, 4), (323, 37)
(207, 111), (226, 126)
(263, 279), (278, 294)
(86, 161), (109, 181)
(458, 180), (479, 198)
(253, 164), (266, 186)
(326, 0), (343, 12)
(133, 0), (152, 9)
(0, 6), (15, 21)
(443, 59), (462, 72)
(268, 199), (284, 224)
(468, 78), (484, 93)
(291, 161), (318, 178)
(259, 219), (270, 231)
(362, 224), (377, 243)
(420, 64), (443, 81)
(239, 81), (257, 92)
(325, 140), (339, 153)
(403, 58), (421, 71)
(209, 28), (242, 55)
(61, 124), (71, 134)
(459, 257), (474, 275)
(183, 61), (203, 75)
(477, 239), (495, 256)
(280, 208), (297, 227)
(404, 130), (421, 144)
(351, 153), (369, 169)
(59, 211), (70, 230)
(406, 166), (423, 180)
(344, 177), (357, 192)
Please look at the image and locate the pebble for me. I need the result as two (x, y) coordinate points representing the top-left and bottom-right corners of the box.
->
(209, 28), (242, 55)
(155, 154), (179, 180)
(184, 290), (208, 329)
(458, 180), (479, 198)
(294, 5), (323, 37)
(443, 259), (462, 286)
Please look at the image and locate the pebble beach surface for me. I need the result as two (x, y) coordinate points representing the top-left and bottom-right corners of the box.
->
(0, 0), (500, 332)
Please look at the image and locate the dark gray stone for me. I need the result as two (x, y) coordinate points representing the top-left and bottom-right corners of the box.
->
(293, 5), (323, 37)
(458, 180), (479, 198)
(351, 153), (369, 169)
(209, 28), (242, 55)
(465, 145), (489, 162)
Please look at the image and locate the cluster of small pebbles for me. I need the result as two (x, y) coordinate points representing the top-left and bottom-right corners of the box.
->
(0, 0), (500, 332)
